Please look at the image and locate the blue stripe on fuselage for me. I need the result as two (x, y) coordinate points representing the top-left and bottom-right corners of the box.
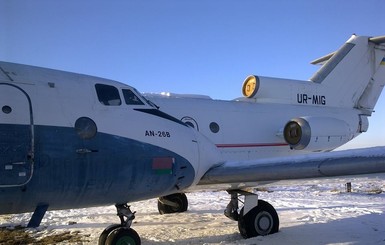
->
(0, 124), (195, 214)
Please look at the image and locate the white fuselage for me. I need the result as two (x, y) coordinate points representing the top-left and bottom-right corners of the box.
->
(145, 93), (363, 161)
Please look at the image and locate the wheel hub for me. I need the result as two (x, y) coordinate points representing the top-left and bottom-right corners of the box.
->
(255, 211), (273, 234)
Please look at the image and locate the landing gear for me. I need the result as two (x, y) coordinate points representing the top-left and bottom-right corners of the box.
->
(238, 200), (279, 238)
(225, 190), (279, 238)
(98, 204), (141, 245)
(105, 228), (140, 245)
(157, 193), (188, 214)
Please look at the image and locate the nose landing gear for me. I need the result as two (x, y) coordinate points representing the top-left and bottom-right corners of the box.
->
(98, 204), (141, 245)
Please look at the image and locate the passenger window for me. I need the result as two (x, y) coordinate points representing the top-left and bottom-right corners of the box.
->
(123, 89), (144, 105)
(95, 84), (121, 106)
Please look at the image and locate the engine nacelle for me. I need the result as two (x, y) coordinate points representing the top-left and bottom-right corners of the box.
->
(283, 117), (353, 151)
(241, 75), (312, 104)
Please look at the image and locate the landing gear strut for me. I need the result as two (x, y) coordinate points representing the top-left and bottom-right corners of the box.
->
(157, 193), (188, 214)
(225, 190), (279, 238)
(98, 204), (141, 245)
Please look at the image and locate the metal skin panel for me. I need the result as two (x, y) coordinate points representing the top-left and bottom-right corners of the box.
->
(0, 124), (196, 214)
(0, 124), (32, 186)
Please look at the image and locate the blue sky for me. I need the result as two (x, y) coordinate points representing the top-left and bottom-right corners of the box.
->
(1, 0), (385, 149)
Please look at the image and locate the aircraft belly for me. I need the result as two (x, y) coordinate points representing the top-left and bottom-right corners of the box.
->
(0, 125), (196, 214)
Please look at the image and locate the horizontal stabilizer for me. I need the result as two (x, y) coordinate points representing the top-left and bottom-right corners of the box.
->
(369, 35), (385, 44)
(310, 52), (335, 66)
(308, 35), (385, 111)
(310, 35), (385, 66)
(199, 147), (385, 186)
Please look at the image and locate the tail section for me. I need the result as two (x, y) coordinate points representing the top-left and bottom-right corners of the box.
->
(310, 35), (385, 114)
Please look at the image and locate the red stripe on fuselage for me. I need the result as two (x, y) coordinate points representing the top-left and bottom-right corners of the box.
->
(216, 143), (288, 148)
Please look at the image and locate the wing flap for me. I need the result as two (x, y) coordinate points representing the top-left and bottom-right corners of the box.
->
(199, 147), (385, 185)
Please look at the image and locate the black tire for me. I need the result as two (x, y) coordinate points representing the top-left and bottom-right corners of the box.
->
(238, 199), (279, 238)
(98, 224), (122, 245)
(157, 193), (188, 214)
(105, 227), (141, 245)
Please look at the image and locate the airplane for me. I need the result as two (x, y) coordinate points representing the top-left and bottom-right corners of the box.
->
(0, 34), (385, 245)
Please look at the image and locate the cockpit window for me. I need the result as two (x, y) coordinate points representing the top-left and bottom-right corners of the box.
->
(122, 89), (145, 105)
(95, 84), (122, 106)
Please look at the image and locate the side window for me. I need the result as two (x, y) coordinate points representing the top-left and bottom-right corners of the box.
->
(95, 84), (121, 106)
(123, 89), (144, 105)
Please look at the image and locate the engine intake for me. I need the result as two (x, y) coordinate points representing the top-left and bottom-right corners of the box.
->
(283, 117), (353, 151)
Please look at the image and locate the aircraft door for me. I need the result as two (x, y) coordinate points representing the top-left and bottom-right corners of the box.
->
(0, 83), (34, 187)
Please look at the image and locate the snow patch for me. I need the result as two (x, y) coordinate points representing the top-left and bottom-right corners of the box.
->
(1, 176), (384, 244)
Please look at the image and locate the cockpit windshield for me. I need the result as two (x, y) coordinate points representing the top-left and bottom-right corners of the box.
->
(95, 83), (158, 108)
(122, 89), (144, 105)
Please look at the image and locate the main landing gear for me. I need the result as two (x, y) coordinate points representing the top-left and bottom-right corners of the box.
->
(98, 204), (141, 245)
(157, 191), (278, 238)
(225, 190), (279, 238)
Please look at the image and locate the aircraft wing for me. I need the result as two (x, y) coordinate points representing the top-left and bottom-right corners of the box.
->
(198, 146), (385, 187)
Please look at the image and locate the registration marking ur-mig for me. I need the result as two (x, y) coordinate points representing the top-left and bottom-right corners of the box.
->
(297, 93), (326, 105)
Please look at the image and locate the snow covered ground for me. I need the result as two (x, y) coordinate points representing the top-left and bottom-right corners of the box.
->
(1, 174), (384, 244)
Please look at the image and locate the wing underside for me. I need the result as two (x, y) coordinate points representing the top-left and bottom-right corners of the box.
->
(198, 147), (385, 188)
